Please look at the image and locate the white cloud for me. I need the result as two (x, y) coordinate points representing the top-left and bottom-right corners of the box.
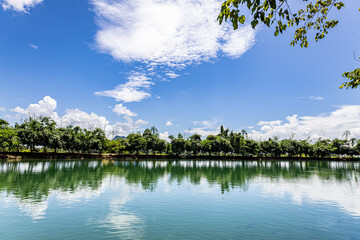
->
(1, 0), (43, 12)
(0, 107), (6, 112)
(135, 119), (148, 126)
(11, 96), (58, 119)
(59, 109), (109, 130)
(165, 71), (179, 79)
(309, 96), (325, 101)
(165, 121), (173, 127)
(10, 96), (148, 138)
(193, 119), (221, 129)
(262, 174), (360, 217)
(92, 0), (255, 66)
(95, 71), (153, 102)
(113, 104), (137, 117)
(220, 25), (256, 58)
(249, 105), (360, 140)
(186, 128), (219, 137)
(97, 87), (150, 103)
(297, 96), (326, 101)
(28, 44), (39, 50)
(185, 128), (219, 137)
(186, 119), (222, 136)
(91, 0), (256, 103)
(257, 120), (282, 126)
(159, 131), (171, 142)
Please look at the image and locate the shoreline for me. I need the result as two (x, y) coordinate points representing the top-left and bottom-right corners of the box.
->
(1, 152), (360, 161)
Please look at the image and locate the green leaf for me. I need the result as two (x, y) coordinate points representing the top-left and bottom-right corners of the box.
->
(269, 0), (276, 9)
(251, 19), (259, 28)
(233, 20), (238, 30)
(274, 27), (279, 36)
(239, 15), (246, 24)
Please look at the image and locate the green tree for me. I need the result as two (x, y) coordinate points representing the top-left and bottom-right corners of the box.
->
(219, 125), (230, 139)
(245, 139), (259, 156)
(260, 138), (281, 157)
(16, 118), (43, 152)
(171, 137), (186, 155)
(228, 131), (247, 155)
(49, 128), (63, 153)
(298, 140), (313, 157)
(187, 134), (203, 155)
(59, 126), (76, 153)
(143, 128), (156, 153)
(330, 138), (349, 156)
(207, 135), (233, 155)
(106, 138), (128, 154)
(280, 139), (299, 157)
(352, 139), (360, 156)
(0, 119), (20, 152)
(127, 133), (146, 154)
(89, 128), (107, 153)
(38, 117), (57, 152)
(201, 139), (212, 155)
(313, 139), (331, 157)
(0, 119), (9, 127)
(154, 139), (167, 154)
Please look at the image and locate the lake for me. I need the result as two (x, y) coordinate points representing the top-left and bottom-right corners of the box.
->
(0, 160), (359, 239)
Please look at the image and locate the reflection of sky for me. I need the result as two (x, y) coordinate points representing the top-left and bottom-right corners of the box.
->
(0, 161), (105, 173)
(0, 174), (147, 230)
(0, 162), (51, 173)
(98, 180), (145, 239)
(261, 175), (360, 217)
(132, 160), (268, 169)
(1, 192), (49, 220)
(0, 175), (120, 220)
(1, 161), (360, 222)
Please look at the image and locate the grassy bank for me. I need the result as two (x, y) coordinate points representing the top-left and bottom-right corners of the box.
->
(1, 152), (359, 161)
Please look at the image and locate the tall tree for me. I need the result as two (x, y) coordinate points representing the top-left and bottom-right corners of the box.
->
(171, 137), (186, 155)
(187, 134), (203, 155)
(0, 119), (19, 152)
(16, 118), (42, 152)
(127, 133), (146, 154)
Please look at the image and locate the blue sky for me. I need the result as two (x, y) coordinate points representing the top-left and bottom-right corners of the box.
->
(1, 0), (360, 140)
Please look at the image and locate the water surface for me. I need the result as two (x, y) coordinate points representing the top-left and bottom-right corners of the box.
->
(0, 160), (359, 239)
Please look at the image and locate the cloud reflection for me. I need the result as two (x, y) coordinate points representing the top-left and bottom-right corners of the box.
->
(261, 175), (360, 217)
(98, 180), (144, 239)
(1, 160), (359, 221)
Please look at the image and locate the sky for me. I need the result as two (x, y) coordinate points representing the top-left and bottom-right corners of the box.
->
(0, 0), (360, 141)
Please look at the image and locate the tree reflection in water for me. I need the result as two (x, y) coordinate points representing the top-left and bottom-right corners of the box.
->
(0, 160), (358, 201)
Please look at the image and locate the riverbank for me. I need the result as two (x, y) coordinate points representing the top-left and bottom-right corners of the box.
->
(1, 152), (359, 161)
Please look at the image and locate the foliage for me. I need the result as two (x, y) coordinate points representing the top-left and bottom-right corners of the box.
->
(171, 136), (186, 155)
(217, 0), (360, 88)
(0, 120), (20, 152)
(126, 133), (146, 154)
(340, 67), (360, 89)
(11, 117), (107, 153)
(1, 118), (360, 157)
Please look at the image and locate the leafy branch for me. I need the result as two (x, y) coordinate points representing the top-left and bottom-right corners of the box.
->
(218, 0), (360, 89)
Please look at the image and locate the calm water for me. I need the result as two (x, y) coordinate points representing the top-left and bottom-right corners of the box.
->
(0, 160), (360, 240)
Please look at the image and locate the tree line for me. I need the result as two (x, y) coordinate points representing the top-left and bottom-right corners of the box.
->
(1, 117), (360, 157)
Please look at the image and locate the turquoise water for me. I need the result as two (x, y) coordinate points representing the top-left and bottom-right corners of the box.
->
(0, 160), (359, 239)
